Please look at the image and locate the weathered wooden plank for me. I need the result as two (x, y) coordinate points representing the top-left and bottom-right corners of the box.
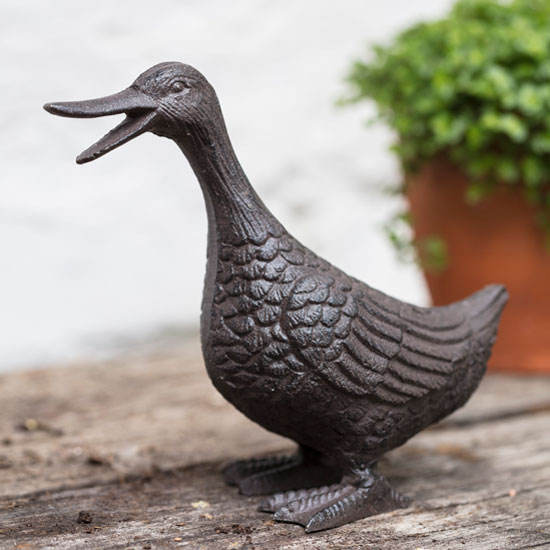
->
(0, 344), (290, 499)
(1, 340), (549, 549)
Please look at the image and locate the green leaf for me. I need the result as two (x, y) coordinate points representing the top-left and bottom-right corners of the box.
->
(432, 71), (456, 101)
(467, 154), (496, 179)
(499, 114), (528, 142)
(480, 111), (527, 142)
(431, 113), (468, 145)
(416, 236), (449, 273)
(517, 84), (545, 115)
(496, 158), (519, 182)
(522, 157), (546, 187)
(518, 33), (546, 58)
(486, 65), (514, 96)
(466, 125), (487, 150)
(533, 132), (550, 153)
(466, 181), (493, 203)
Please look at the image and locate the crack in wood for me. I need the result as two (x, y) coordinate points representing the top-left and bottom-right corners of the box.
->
(434, 402), (550, 430)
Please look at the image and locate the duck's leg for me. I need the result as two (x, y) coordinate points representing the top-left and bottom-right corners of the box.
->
(222, 445), (341, 496)
(258, 465), (409, 532)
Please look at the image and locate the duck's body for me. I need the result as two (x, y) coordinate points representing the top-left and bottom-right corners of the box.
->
(45, 62), (508, 532)
(205, 227), (503, 470)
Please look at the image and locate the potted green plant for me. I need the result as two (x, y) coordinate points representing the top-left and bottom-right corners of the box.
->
(344, 0), (550, 373)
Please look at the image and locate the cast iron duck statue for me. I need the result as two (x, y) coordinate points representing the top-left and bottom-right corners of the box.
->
(45, 62), (508, 533)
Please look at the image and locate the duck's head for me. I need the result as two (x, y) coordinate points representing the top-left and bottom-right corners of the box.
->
(44, 62), (218, 164)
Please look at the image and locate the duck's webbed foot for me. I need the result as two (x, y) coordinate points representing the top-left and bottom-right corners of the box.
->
(258, 466), (409, 532)
(222, 446), (341, 496)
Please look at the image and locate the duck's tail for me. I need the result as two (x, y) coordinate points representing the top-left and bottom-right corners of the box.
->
(467, 283), (509, 365)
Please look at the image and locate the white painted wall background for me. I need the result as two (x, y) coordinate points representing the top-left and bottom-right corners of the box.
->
(0, 0), (455, 372)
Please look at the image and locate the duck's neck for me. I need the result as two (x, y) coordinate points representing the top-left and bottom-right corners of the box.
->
(174, 111), (282, 246)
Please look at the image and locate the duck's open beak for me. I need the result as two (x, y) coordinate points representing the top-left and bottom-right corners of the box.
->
(44, 88), (158, 164)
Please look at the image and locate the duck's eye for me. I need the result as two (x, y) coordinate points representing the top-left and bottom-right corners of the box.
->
(171, 81), (186, 93)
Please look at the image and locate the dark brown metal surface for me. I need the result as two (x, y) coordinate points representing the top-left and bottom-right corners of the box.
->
(45, 62), (508, 532)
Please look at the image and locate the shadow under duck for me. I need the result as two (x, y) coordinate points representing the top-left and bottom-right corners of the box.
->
(45, 62), (508, 533)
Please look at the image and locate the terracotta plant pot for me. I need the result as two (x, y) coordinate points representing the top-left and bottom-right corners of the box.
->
(406, 159), (550, 374)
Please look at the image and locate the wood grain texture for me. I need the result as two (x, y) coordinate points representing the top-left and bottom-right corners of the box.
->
(1, 340), (549, 549)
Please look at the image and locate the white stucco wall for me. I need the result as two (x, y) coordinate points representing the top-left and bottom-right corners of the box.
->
(0, 0), (455, 371)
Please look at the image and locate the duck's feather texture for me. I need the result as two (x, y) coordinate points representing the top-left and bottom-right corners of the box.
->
(282, 272), (471, 406)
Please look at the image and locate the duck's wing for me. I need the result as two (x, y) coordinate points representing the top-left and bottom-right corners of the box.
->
(282, 272), (472, 404)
